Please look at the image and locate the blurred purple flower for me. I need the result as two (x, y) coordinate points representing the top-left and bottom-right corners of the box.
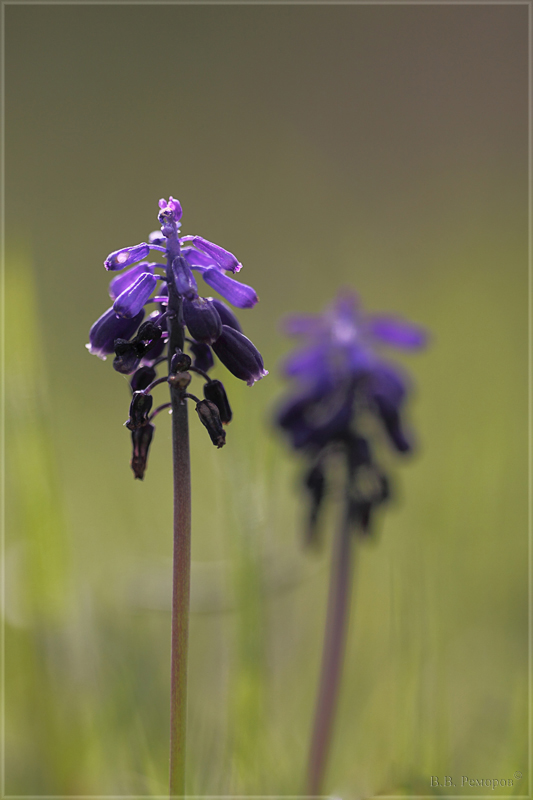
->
(277, 290), (427, 539)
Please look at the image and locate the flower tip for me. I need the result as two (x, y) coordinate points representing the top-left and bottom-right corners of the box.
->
(247, 368), (268, 387)
(85, 342), (107, 360)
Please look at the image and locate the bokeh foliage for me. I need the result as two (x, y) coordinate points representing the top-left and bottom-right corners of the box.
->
(4, 4), (528, 796)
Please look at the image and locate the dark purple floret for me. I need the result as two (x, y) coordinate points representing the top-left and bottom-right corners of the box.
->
(189, 340), (214, 373)
(126, 391), (153, 430)
(87, 308), (145, 359)
(195, 400), (226, 448)
(210, 299), (243, 332)
(204, 380), (232, 424)
(172, 256), (198, 300)
(130, 365), (157, 393)
(212, 325), (268, 386)
(131, 423), (155, 480)
(113, 339), (144, 375)
(183, 297), (223, 344)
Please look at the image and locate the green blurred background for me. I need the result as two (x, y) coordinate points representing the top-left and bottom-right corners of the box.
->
(4, 4), (528, 797)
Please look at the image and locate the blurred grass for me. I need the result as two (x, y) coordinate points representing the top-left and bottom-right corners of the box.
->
(3, 248), (527, 797)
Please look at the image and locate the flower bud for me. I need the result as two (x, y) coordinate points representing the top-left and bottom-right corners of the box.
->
(183, 297), (223, 344)
(130, 423), (155, 480)
(212, 325), (268, 386)
(105, 243), (150, 271)
(171, 351), (192, 373)
(204, 380), (232, 424)
(195, 400), (226, 448)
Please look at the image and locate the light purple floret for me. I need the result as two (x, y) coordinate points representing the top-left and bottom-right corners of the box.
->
(113, 272), (158, 319)
(202, 268), (258, 308)
(109, 262), (156, 300)
(190, 236), (242, 273)
(104, 242), (150, 271)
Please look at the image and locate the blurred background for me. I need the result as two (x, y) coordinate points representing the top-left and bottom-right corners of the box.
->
(4, 4), (528, 797)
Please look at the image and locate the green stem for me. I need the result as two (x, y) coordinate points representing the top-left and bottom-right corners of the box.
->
(306, 496), (356, 796)
(167, 271), (191, 797)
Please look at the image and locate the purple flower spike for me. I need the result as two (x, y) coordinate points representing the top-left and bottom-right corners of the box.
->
(172, 256), (198, 300)
(368, 316), (427, 349)
(104, 243), (150, 271)
(87, 307), (145, 359)
(109, 262), (156, 300)
(276, 290), (426, 536)
(212, 325), (268, 386)
(113, 272), (158, 319)
(183, 297), (223, 344)
(202, 268), (258, 308)
(191, 236), (242, 273)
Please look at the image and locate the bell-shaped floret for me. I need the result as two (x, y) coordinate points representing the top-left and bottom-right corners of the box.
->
(212, 325), (267, 386)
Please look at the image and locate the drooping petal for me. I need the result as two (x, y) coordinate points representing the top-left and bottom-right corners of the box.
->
(183, 297), (222, 344)
(191, 236), (242, 273)
(202, 268), (258, 308)
(212, 325), (267, 386)
(109, 262), (156, 300)
(172, 256), (198, 299)
(367, 315), (427, 349)
(86, 307), (145, 359)
(104, 243), (150, 271)
(113, 273), (158, 319)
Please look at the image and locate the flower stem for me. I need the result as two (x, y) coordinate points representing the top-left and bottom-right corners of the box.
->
(166, 265), (191, 797)
(306, 494), (356, 796)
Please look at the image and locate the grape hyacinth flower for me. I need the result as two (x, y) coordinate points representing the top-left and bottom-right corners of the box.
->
(87, 197), (266, 795)
(276, 291), (426, 795)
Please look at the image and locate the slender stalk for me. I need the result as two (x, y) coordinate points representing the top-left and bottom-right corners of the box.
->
(306, 494), (356, 796)
(166, 242), (191, 797)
